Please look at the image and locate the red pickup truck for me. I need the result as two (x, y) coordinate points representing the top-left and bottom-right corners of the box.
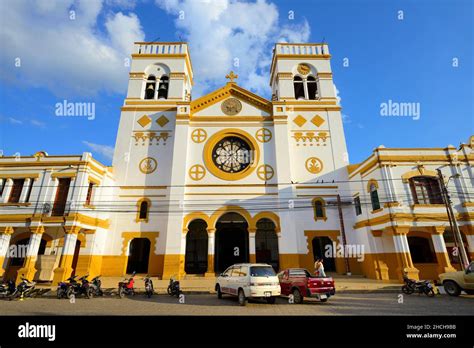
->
(278, 268), (335, 303)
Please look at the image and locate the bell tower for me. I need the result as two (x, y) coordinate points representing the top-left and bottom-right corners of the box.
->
(112, 42), (194, 185)
(269, 43), (348, 183)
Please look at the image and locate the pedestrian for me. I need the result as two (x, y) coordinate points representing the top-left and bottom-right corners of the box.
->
(314, 258), (326, 277)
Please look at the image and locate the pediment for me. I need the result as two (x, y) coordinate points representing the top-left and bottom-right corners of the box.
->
(190, 83), (272, 117)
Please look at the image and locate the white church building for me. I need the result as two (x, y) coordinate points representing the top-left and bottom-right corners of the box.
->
(1, 42), (473, 284)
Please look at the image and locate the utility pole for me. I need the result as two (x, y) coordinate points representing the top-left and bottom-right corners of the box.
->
(437, 169), (469, 270)
(336, 194), (351, 275)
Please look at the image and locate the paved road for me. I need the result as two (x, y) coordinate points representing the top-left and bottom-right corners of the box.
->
(0, 292), (473, 316)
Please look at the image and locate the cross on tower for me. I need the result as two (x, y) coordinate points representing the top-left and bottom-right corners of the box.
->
(225, 71), (238, 83)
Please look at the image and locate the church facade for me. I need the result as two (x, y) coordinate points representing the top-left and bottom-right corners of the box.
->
(0, 42), (472, 284)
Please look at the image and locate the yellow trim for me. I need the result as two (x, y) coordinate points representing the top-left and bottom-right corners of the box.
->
(190, 83), (272, 115)
(203, 128), (260, 181)
(295, 185), (338, 189)
(0, 173), (39, 179)
(401, 168), (438, 183)
(312, 197), (328, 221)
(367, 178), (379, 192)
(88, 176), (101, 185)
(136, 198), (151, 223)
(51, 172), (77, 179)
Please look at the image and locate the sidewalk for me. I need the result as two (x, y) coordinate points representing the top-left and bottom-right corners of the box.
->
(32, 274), (403, 297)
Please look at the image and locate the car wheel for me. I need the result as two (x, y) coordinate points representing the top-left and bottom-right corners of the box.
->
(216, 285), (222, 299)
(238, 289), (246, 306)
(443, 280), (461, 296)
(292, 288), (303, 304)
(265, 296), (276, 304)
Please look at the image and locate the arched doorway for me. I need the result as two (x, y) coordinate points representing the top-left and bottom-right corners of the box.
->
(312, 237), (336, 272)
(185, 219), (208, 274)
(215, 212), (249, 273)
(5, 237), (29, 280)
(255, 218), (279, 271)
(126, 238), (150, 274)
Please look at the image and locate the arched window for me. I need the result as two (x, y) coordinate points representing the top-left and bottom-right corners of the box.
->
(409, 176), (443, 204)
(369, 183), (381, 211)
(307, 75), (318, 100)
(136, 198), (150, 222)
(293, 76), (305, 100)
(158, 75), (169, 99)
(312, 198), (326, 221)
(144, 75), (156, 99)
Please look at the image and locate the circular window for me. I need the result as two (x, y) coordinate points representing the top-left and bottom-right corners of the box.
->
(212, 136), (252, 173)
(203, 129), (260, 181)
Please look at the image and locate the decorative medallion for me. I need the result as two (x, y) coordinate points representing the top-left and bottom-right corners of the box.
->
(212, 136), (251, 173)
(156, 115), (169, 127)
(191, 128), (207, 143)
(137, 115), (151, 128)
(221, 98), (242, 116)
(139, 157), (157, 174)
(293, 115), (307, 127)
(305, 157), (323, 174)
(257, 164), (274, 181)
(255, 128), (272, 143)
(297, 63), (311, 75)
(189, 164), (206, 181)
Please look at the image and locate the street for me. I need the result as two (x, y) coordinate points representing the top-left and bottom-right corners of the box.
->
(1, 292), (473, 316)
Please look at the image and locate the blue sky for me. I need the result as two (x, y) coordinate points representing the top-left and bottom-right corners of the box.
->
(0, 0), (472, 165)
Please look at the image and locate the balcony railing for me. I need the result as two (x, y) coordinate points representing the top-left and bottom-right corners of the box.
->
(275, 43), (329, 56)
(133, 42), (188, 55)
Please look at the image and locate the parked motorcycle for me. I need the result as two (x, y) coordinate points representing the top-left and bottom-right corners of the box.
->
(167, 277), (181, 298)
(10, 276), (36, 299)
(90, 275), (103, 297)
(118, 272), (136, 298)
(66, 275), (93, 299)
(402, 273), (436, 297)
(143, 275), (154, 298)
(56, 280), (70, 299)
(0, 279), (16, 298)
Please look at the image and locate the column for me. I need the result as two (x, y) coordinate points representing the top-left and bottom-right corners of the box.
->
(460, 225), (474, 262)
(1, 179), (13, 203)
(178, 231), (187, 278)
(386, 226), (419, 281)
(16, 225), (44, 283)
(431, 226), (457, 274)
(249, 228), (256, 263)
(52, 225), (80, 284)
(205, 228), (215, 277)
(19, 178), (31, 203)
(0, 226), (14, 277)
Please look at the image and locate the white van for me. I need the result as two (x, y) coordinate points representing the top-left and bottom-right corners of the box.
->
(215, 263), (281, 306)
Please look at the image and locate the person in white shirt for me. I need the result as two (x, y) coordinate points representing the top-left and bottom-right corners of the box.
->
(314, 259), (326, 277)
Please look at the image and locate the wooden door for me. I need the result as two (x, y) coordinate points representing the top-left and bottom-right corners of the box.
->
(52, 178), (71, 216)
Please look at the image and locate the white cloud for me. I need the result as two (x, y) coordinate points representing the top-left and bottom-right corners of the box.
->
(8, 117), (23, 125)
(82, 141), (114, 160)
(0, 0), (145, 97)
(30, 120), (46, 128)
(155, 0), (311, 97)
